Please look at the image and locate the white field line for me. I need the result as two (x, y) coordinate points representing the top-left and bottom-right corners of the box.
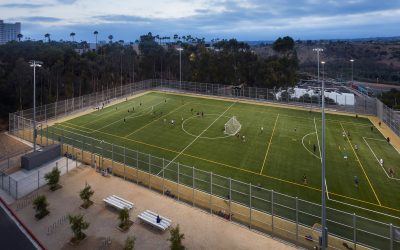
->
(157, 102), (236, 176)
(362, 137), (400, 181)
(95, 101), (163, 132)
(314, 118), (330, 199)
(301, 132), (320, 160)
(329, 197), (400, 221)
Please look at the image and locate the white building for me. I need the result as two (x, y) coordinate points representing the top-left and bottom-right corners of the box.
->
(0, 20), (21, 44)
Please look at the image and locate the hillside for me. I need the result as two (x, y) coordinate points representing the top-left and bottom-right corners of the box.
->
(254, 41), (400, 84)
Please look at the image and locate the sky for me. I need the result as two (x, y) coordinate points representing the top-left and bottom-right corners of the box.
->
(1, 0), (399, 43)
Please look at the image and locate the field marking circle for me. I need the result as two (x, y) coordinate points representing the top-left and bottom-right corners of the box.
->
(181, 114), (233, 140)
(301, 132), (321, 159)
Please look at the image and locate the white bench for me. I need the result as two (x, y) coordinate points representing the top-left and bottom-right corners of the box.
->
(103, 195), (134, 210)
(138, 210), (171, 231)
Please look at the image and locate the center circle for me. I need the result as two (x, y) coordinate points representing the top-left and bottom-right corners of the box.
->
(181, 114), (234, 140)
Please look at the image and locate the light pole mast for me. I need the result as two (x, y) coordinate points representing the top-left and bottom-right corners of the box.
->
(313, 48), (327, 250)
(177, 47), (183, 89)
(350, 59), (354, 84)
(29, 60), (43, 152)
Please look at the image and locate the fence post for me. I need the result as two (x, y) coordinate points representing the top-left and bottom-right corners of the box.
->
(123, 147), (126, 180)
(249, 183), (252, 229)
(162, 158), (165, 195)
(46, 125), (48, 146)
(81, 139), (84, 163)
(136, 151), (139, 184)
(75, 153), (78, 169)
(390, 223), (393, 250)
(112, 144), (114, 173)
(66, 147), (69, 173)
(271, 190), (274, 234)
(192, 166), (195, 206)
(210, 172), (213, 214)
(353, 213), (356, 249)
(37, 170), (40, 190)
(229, 177), (232, 221)
(296, 197), (299, 244)
(16, 181), (18, 199)
(148, 154), (151, 189)
(177, 162), (180, 201)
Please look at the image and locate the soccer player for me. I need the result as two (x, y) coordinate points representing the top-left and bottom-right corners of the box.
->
(387, 137), (390, 144)
(380, 158), (384, 167)
(128, 109), (130, 113)
(294, 127), (297, 132)
(201, 112), (204, 117)
(165, 99), (167, 103)
(140, 102), (142, 106)
(181, 116), (184, 123)
(190, 108), (193, 114)
(124, 117), (126, 123)
(302, 174), (307, 184)
(354, 176), (359, 187)
(260, 127), (264, 134)
(313, 144), (316, 153)
(163, 118), (167, 124)
(242, 135), (246, 142)
(171, 120), (175, 125)
(389, 168), (394, 177)
(370, 126), (373, 132)
(379, 121), (381, 127)
(354, 144), (358, 151)
(342, 131), (346, 138)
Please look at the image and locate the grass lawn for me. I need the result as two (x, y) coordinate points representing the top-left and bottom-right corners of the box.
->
(47, 91), (400, 247)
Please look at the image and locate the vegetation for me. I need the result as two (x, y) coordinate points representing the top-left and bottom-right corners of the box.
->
(44, 166), (61, 191)
(123, 236), (136, 250)
(118, 208), (132, 231)
(79, 183), (94, 208)
(68, 214), (89, 243)
(168, 224), (185, 250)
(33, 195), (49, 219)
(379, 88), (400, 109)
(0, 34), (298, 127)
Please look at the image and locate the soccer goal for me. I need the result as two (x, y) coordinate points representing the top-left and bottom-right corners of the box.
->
(224, 116), (241, 135)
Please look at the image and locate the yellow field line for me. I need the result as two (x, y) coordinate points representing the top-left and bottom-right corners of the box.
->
(53, 123), (400, 212)
(340, 122), (382, 206)
(125, 102), (191, 138)
(259, 114), (279, 174)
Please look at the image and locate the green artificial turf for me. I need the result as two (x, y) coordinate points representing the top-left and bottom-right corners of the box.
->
(47, 91), (400, 248)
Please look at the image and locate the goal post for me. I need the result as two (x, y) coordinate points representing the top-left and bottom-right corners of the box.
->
(224, 116), (241, 135)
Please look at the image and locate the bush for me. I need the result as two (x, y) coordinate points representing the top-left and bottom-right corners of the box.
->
(168, 224), (185, 250)
(118, 208), (131, 230)
(79, 183), (94, 208)
(33, 195), (49, 219)
(123, 236), (136, 250)
(44, 166), (61, 191)
(68, 214), (89, 242)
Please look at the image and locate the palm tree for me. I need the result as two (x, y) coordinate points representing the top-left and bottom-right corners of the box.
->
(93, 31), (98, 49)
(44, 33), (50, 43)
(17, 33), (23, 42)
(70, 32), (76, 42)
(108, 35), (113, 43)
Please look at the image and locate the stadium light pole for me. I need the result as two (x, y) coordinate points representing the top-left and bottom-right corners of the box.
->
(177, 47), (183, 89)
(350, 59), (354, 85)
(30, 60), (43, 152)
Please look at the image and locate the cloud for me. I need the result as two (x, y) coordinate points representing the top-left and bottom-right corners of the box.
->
(21, 16), (62, 22)
(0, 3), (46, 8)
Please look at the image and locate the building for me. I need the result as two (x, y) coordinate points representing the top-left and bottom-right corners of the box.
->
(0, 20), (21, 44)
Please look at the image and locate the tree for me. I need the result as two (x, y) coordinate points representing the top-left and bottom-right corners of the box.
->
(70, 32), (76, 42)
(118, 207), (131, 230)
(68, 214), (89, 242)
(79, 183), (94, 208)
(123, 236), (136, 250)
(44, 33), (51, 43)
(108, 35), (114, 43)
(44, 166), (61, 191)
(17, 33), (23, 42)
(33, 195), (49, 219)
(93, 30), (98, 48)
(168, 224), (185, 250)
(272, 36), (295, 55)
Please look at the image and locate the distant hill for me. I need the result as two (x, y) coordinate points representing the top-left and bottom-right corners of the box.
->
(252, 40), (400, 85)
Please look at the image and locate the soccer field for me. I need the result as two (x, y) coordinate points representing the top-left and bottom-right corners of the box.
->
(53, 91), (400, 219)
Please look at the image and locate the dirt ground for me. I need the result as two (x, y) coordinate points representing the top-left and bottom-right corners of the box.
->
(0, 132), (31, 159)
(12, 166), (295, 250)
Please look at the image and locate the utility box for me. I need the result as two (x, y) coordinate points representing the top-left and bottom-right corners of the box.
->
(21, 144), (61, 170)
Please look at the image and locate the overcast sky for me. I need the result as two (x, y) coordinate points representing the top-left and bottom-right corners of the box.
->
(1, 0), (399, 42)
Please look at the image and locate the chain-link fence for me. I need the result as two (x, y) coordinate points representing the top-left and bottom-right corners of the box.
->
(377, 99), (400, 137)
(6, 79), (400, 249)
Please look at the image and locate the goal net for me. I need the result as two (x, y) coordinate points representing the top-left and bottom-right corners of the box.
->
(224, 116), (241, 135)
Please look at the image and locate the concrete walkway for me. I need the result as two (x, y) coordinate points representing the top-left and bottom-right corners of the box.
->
(12, 166), (296, 250)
